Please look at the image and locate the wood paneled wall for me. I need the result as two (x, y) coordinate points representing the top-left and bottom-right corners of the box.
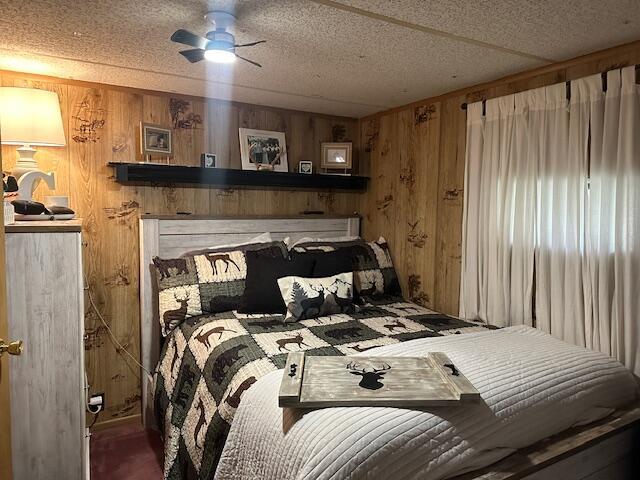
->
(359, 41), (640, 317)
(0, 71), (361, 426)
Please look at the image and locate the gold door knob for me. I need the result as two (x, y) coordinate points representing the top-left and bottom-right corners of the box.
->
(0, 338), (23, 356)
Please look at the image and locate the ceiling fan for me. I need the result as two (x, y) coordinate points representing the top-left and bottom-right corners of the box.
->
(171, 11), (265, 67)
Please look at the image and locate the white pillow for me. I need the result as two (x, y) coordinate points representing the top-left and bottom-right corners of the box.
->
(209, 232), (272, 249)
(278, 272), (355, 322)
(284, 235), (361, 249)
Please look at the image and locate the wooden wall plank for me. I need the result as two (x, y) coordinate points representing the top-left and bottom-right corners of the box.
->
(408, 103), (441, 308)
(95, 89), (144, 420)
(360, 104), (441, 307)
(433, 95), (466, 314)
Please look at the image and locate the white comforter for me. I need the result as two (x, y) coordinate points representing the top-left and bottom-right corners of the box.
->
(215, 326), (638, 480)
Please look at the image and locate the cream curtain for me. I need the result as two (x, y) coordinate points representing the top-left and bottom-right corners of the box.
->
(536, 76), (598, 347)
(460, 66), (640, 374)
(459, 102), (484, 320)
(460, 89), (549, 327)
(585, 67), (640, 373)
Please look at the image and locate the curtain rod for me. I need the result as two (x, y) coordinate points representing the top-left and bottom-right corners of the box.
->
(460, 65), (640, 111)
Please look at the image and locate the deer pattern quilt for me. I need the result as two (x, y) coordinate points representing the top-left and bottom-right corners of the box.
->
(154, 296), (498, 480)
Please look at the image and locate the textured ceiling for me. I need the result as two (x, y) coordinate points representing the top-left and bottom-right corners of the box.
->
(0, 0), (638, 117)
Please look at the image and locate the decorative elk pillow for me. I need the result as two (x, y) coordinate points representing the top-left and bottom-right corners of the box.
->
(152, 243), (286, 336)
(291, 237), (401, 297)
(277, 272), (356, 323)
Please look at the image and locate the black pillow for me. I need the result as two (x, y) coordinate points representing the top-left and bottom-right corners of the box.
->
(291, 249), (354, 277)
(239, 250), (316, 314)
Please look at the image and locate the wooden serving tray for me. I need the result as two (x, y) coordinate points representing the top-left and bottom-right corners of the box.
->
(278, 352), (480, 408)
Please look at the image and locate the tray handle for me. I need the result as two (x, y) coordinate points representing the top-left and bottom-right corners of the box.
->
(430, 352), (481, 401)
(279, 351), (306, 407)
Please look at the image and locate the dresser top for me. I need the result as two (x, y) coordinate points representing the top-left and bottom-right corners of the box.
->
(5, 219), (82, 233)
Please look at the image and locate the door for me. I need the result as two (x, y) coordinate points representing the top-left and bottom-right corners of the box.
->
(0, 157), (12, 479)
(1, 152), (23, 480)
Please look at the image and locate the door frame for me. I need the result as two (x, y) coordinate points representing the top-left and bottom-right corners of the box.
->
(0, 153), (13, 479)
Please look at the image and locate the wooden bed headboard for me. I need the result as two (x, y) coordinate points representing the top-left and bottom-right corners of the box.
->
(138, 214), (360, 426)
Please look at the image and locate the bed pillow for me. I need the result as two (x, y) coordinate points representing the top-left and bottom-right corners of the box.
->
(206, 232), (272, 249)
(284, 235), (361, 249)
(289, 248), (353, 277)
(278, 272), (355, 322)
(181, 237), (284, 258)
(239, 250), (316, 314)
(291, 237), (400, 297)
(152, 243), (286, 336)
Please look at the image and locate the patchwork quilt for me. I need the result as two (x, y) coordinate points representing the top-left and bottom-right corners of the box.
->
(154, 296), (498, 480)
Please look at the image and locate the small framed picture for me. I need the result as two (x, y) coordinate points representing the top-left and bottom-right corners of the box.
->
(200, 153), (217, 168)
(140, 123), (172, 156)
(239, 128), (288, 172)
(321, 142), (352, 170)
(298, 161), (313, 174)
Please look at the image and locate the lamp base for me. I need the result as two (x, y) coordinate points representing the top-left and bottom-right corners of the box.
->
(12, 144), (39, 180)
(17, 170), (56, 202)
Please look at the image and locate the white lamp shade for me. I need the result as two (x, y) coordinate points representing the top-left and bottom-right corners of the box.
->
(0, 87), (66, 146)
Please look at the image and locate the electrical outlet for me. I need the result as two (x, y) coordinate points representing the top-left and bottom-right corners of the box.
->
(88, 393), (105, 413)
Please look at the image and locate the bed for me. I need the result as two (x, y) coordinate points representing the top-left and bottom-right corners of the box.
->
(216, 326), (638, 480)
(139, 215), (640, 480)
(155, 295), (495, 478)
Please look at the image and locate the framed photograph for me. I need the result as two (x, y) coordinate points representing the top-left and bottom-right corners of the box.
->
(139, 123), (172, 156)
(321, 142), (352, 170)
(298, 161), (313, 174)
(239, 128), (288, 172)
(200, 153), (217, 168)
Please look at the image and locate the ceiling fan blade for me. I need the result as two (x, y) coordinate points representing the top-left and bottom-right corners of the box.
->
(171, 29), (209, 49)
(233, 40), (266, 48)
(235, 54), (262, 68)
(179, 49), (206, 63)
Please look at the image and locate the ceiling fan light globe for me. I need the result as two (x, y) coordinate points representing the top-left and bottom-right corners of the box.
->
(204, 49), (236, 64)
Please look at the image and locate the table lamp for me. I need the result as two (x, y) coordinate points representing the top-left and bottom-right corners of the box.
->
(0, 87), (66, 199)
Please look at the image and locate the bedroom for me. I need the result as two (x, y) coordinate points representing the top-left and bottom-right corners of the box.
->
(0, 1), (638, 479)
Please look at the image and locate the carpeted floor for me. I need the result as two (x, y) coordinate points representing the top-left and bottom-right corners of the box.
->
(91, 422), (164, 480)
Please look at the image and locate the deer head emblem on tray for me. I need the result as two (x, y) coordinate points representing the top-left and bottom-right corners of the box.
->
(346, 362), (391, 390)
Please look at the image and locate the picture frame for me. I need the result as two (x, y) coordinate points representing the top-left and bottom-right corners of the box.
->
(321, 142), (352, 170)
(239, 128), (288, 172)
(298, 160), (313, 174)
(200, 153), (217, 168)
(139, 123), (172, 157)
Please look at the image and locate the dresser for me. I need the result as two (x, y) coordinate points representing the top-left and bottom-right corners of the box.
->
(5, 220), (87, 479)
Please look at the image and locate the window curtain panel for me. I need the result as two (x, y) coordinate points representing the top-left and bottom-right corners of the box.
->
(459, 102), (484, 321)
(536, 77), (596, 347)
(460, 91), (543, 327)
(460, 66), (639, 375)
(585, 67), (640, 374)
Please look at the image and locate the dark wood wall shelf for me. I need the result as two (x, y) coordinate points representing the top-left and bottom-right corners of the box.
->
(109, 162), (368, 191)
